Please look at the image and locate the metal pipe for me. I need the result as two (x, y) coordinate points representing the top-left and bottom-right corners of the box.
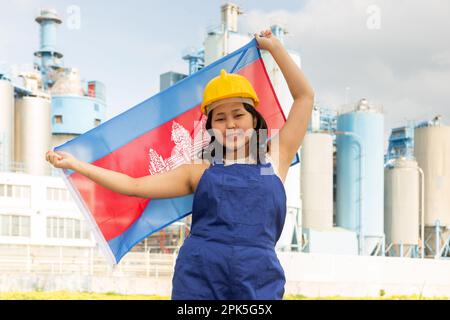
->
(383, 159), (395, 256)
(223, 23), (229, 57)
(417, 166), (425, 258)
(341, 131), (365, 255)
(435, 219), (441, 259)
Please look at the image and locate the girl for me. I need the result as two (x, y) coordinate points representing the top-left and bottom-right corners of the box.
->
(46, 29), (314, 299)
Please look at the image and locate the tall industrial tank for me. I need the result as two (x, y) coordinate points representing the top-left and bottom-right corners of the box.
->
(14, 95), (52, 175)
(0, 79), (14, 170)
(384, 158), (420, 249)
(50, 76), (106, 149)
(31, 8), (107, 151)
(336, 99), (384, 255)
(414, 124), (450, 227)
(50, 95), (106, 149)
(301, 133), (334, 230)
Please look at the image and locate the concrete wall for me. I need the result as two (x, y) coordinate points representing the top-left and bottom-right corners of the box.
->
(2, 252), (450, 298)
(279, 252), (450, 297)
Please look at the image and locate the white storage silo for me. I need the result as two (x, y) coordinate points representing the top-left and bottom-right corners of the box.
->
(0, 79), (15, 171)
(14, 95), (52, 175)
(301, 133), (334, 230)
(414, 125), (450, 226)
(414, 123), (450, 257)
(384, 158), (421, 256)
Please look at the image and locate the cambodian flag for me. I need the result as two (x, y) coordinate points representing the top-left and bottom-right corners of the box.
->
(55, 39), (298, 265)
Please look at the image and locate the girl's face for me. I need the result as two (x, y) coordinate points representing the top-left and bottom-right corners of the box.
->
(210, 102), (256, 152)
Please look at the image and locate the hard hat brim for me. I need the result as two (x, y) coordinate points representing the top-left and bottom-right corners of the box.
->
(205, 97), (255, 115)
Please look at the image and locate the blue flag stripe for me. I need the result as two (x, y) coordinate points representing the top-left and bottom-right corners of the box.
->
(107, 195), (194, 262)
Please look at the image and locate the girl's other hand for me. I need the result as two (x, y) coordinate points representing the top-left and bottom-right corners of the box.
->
(45, 150), (78, 170)
(254, 29), (281, 52)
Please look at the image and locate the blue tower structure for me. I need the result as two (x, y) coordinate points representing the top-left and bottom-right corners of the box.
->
(308, 105), (337, 133)
(34, 9), (64, 90)
(319, 108), (337, 132)
(336, 99), (385, 255)
(386, 125), (415, 161)
(182, 49), (205, 75)
(386, 115), (443, 162)
(33, 9), (106, 141)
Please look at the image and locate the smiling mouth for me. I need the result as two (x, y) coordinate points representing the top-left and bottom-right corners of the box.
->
(226, 135), (241, 140)
(226, 131), (243, 137)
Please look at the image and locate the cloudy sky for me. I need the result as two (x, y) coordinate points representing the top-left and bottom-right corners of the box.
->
(1, 0), (449, 145)
(239, 0), (450, 138)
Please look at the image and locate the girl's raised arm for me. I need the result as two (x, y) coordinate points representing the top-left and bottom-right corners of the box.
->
(131, 163), (194, 198)
(45, 150), (194, 199)
(255, 30), (315, 169)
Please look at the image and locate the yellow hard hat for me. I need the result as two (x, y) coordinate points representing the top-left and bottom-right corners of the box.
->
(200, 69), (260, 115)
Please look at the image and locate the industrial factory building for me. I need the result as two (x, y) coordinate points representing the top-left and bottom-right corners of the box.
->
(1, 3), (450, 297)
(0, 8), (102, 272)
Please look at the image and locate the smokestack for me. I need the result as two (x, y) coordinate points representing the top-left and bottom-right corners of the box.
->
(34, 8), (63, 89)
(221, 3), (242, 33)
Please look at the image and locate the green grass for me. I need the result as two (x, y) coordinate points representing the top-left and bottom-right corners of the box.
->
(0, 291), (448, 300)
(0, 291), (169, 300)
(284, 294), (449, 300)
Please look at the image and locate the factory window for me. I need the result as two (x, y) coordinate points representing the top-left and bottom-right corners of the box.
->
(74, 220), (81, 238)
(0, 184), (30, 199)
(66, 218), (74, 239)
(58, 217), (65, 238)
(54, 115), (63, 124)
(94, 118), (101, 126)
(46, 217), (90, 240)
(46, 218), (52, 238)
(18, 185), (30, 199)
(0, 184), (12, 197)
(46, 187), (71, 202)
(82, 221), (91, 239)
(0, 214), (31, 237)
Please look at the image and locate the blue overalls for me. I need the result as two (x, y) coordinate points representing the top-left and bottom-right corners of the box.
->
(171, 158), (287, 300)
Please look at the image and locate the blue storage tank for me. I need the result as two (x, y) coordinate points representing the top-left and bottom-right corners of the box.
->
(336, 99), (385, 255)
(51, 95), (106, 135)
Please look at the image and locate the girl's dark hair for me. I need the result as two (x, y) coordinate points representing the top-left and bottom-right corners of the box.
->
(199, 103), (270, 164)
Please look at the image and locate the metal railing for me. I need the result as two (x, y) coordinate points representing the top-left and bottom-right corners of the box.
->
(0, 161), (26, 173)
(0, 161), (60, 177)
(0, 251), (177, 278)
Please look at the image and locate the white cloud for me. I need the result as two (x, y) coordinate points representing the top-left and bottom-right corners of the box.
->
(431, 50), (450, 68)
(239, 0), (450, 135)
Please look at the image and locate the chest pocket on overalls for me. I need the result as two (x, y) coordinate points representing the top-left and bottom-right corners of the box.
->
(219, 172), (266, 225)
